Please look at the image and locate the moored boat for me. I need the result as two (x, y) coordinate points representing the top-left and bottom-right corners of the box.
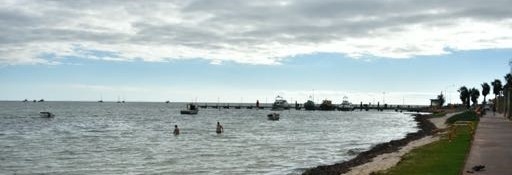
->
(267, 113), (280, 120)
(304, 100), (316, 110)
(338, 96), (353, 111)
(40, 112), (55, 118)
(272, 96), (290, 110)
(319, 99), (336, 110)
(180, 103), (199, 115)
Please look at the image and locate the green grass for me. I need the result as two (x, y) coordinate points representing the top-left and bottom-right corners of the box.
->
(374, 111), (477, 175)
(446, 111), (479, 124)
(374, 127), (472, 175)
(431, 111), (447, 118)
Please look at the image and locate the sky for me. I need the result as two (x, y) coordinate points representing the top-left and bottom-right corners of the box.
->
(1, 0), (512, 105)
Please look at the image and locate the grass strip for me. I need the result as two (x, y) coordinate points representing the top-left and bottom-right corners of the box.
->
(446, 111), (479, 124)
(374, 111), (477, 175)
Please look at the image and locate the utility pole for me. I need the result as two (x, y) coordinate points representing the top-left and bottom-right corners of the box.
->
(312, 89), (315, 104)
(382, 92), (386, 104)
(509, 58), (512, 74)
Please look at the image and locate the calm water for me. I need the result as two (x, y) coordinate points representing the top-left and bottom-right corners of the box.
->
(0, 102), (418, 174)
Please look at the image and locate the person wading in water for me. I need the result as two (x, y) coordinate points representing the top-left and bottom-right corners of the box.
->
(216, 122), (224, 134)
(173, 125), (180, 135)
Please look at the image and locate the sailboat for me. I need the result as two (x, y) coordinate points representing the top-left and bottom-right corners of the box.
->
(98, 95), (104, 103)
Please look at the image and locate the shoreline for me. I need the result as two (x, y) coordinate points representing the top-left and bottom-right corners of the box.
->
(302, 114), (437, 175)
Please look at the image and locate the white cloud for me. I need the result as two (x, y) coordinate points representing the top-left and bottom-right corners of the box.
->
(1, 0), (512, 65)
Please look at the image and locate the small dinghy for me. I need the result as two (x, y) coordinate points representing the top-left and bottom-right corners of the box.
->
(267, 113), (280, 121)
(40, 112), (55, 118)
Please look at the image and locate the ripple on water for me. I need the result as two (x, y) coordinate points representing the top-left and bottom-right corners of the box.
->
(0, 102), (418, 175)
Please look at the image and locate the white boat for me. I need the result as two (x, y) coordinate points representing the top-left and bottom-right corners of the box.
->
(338, 96), (352, 111)
(271, 96), (290, 110)
(267, 113), (280, 120)
(180, 103), (199, 115)
(40, 112), (55, 118)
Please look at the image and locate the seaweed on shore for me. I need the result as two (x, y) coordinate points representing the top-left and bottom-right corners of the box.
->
(302, 114), (436, 175)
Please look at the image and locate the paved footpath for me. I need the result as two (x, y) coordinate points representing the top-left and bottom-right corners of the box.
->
(463, 113), (512, 175)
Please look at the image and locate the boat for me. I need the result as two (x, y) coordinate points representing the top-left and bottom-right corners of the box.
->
(338, 96), (353, 111)
(180, 103), (199, 115)
(39, 112), (55, 118)
(267, 113), (280, 120)
(304, 100), (316, 110)
(271, 96), (290, 110)
(294, 101), (301, 110)
(319, 99), (336, 110)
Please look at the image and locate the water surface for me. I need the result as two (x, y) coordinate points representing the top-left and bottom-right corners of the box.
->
(0, 102), (418, 174)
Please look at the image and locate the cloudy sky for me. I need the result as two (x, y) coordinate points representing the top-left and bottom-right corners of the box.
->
(1, 0), (511, 105)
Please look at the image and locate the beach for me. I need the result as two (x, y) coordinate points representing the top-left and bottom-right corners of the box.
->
(303, 112), (458, 175)
(342, 112), (460, 175)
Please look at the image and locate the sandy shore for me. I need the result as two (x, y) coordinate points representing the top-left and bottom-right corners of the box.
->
(341, 112), (461, 175)
(303, 112), (461, 175)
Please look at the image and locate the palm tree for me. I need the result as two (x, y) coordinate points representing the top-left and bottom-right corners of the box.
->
(504, 74), (512, 118)
(491, 79), (503, 110)
(458, 86), (470, 108)
(506, 74), (512, 85)
(470, 88), (480, 107)
(481, 83), (490, 104)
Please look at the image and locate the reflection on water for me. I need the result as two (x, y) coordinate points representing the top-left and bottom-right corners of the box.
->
(0, 102), (417, 174)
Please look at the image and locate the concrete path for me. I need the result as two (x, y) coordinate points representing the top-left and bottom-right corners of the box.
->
(463, 113), (512, 175)
(429, 111), (464, 129)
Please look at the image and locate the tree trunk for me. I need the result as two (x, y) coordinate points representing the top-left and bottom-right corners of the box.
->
(505, 91), (508, 118)
(507, 88), (511, 118)
(509, 89), (512, 119)
(495, 94), (497, 110)
(508, 91), (511, 118)
(497, 94), (501, 113)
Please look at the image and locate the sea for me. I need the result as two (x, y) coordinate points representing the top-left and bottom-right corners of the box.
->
(0, 101), (418, 175)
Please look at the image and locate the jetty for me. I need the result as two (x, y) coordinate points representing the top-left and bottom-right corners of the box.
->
(195, 103), (428, 112)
